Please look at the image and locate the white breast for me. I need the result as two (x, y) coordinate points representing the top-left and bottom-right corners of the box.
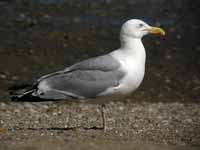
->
(109, 45), (146, 95)
(118, 56), (145, 94)
(99, 37), (146, 97)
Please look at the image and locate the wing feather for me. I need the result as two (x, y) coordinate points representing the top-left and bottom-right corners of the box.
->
(37, 54), (125, 98)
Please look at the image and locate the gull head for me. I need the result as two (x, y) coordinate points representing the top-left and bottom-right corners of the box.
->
(120, 19), (165, 39)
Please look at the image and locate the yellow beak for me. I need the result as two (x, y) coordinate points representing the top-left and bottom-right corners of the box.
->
(147, 27), (165, 36)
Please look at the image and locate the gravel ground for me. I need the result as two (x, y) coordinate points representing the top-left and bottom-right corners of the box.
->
(0, 134), (199, 150)
(0, 101), (200, 149)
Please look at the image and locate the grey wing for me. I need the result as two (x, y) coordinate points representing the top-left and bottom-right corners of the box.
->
(37, 70), (64, 82)
(37, 69), (125, 99)
(35, 54), (125, 99)
(38, 54), (119, 82)
(65, 54), (121, 72)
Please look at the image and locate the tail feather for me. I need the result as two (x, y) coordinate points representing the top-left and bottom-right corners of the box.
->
(9, 83), (37, 101)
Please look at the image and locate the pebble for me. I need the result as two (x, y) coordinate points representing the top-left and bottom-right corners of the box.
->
(0, 74), (7, 79)
(165, 54), (172, 60)
(35, 120), (40, 124)
(118, 106), (124, 111)
(165, 77), (171, 84)
(0, 120), (4, 124)
(14, 109), (20, 114)
(50, 132), (54, 136)
(43, 105), (49, 110)
(58, 110), (62, 115)
(73, 17), (81, 23)
(53, 112), (57, 116)
(11, 76), (18, 80)
(176, 34), (182, 39)
(0, 103), (6, 107)
(119, 132), (123, 137)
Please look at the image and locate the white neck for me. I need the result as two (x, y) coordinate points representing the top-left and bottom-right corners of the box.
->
(108, 36), (147, 94)
(119, 36), (146, 64)
(120, 35), (143, 49)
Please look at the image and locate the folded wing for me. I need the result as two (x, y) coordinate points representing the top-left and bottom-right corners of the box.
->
(36, 54), (125, 99)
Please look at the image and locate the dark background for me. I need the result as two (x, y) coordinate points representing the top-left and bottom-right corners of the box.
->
(0, 0), (200, 102)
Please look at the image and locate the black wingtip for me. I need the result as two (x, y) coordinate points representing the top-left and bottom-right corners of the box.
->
(10, 94), (59, 102)
(10, 93), (29, 102)
(11, 95), (18, 102)
(10, 94), (37, 102)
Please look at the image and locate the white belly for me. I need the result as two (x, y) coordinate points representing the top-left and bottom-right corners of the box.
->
(119, 67), (145, 94)
(99, 58), (145, 97)
(99, 46), (146, 97)
(117, 58), (145, 94)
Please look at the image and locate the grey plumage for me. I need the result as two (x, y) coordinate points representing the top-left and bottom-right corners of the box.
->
(37, 55), (121, 82)
(13, 54), (125, 100)
(39, 69), (124, 99)
(67, 55), (121, 72)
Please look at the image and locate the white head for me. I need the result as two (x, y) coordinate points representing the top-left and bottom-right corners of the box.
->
(120, 19), (165, 40)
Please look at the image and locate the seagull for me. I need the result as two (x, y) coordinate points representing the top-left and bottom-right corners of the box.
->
(11, 19), (165, 101)
(11, 19), (165, 130)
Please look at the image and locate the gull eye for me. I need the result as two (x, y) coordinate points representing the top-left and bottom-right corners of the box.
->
(138, 23), (144, 28)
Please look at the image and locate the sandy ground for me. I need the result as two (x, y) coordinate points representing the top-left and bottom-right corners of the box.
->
(0, 101), (200, 149)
